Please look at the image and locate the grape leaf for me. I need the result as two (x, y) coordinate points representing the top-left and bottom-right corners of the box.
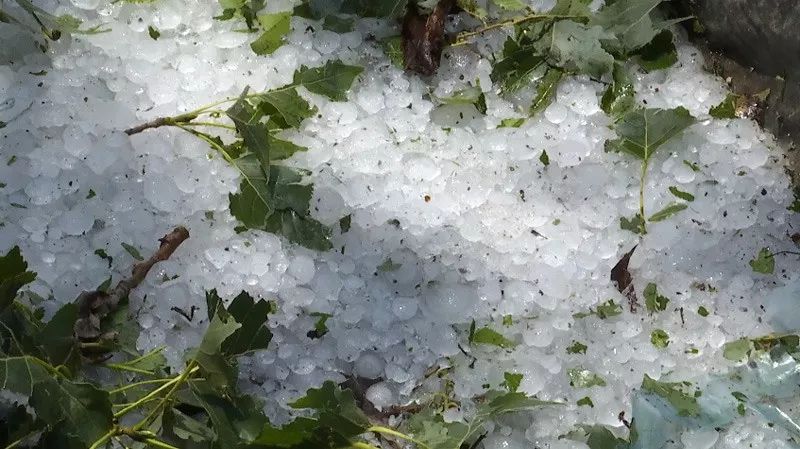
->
(293, 60), (364, 101)
(549, 20), (615, 78)
(640, 375), (700, 417)
(0, 246), (36, 313)
(530, 68), (563, 115)
(601, 63), (634, 120)
(251, 12), (291, 55)
(605, 107), (695, 161)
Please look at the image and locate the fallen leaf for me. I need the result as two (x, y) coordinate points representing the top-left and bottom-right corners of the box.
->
(402, 0), (455, 76)
(610, 245), (637, 312)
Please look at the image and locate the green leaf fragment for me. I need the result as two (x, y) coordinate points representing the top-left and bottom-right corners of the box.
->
(377, 258), (401, 272)
(643, 283), (669, 312)
(257, 88), (316, 129)
(620, 213), (646, 235)
(323, 15), (355, 33)
(650, 329), (669, 348)
(697, 306), (709, 317)
(381, 36), (404, 67)
(491, 37), (545, 94)
(567, 340), (588, 354)
(601, 63), (635, 120)
(339, 214), (352, 233)
(251, 12), (291, 55)
(502, 314), (513, 326)
(648, 202), (688, 222)
(120, 242), (144, 261)
(30, 377), (113, 445)
(539, 150), (550, 166)
(270, 136), (308, 160)
(573, 299), (622, 320)
(749, 247), (774, 274)
(502, 372), (523, 392)
(723, 338), (751, 361)
(668, 186), (695, 202)
(0, 246), (37, 313)
(471, 327), (516, 349)
(530, 68), (563, 115)
(633, 29), (678, 71)
(577, 396), (594, 407)
(641, 374), (700, 417)
(147, 25), (160, 40)
(289, 381), (370, 436)
(568, 367), (606, 388)
(709, 93), (741, 119)
(549, 20), (615, 78)
(500, 118), (525, 128)
(683, 159), (701, 172)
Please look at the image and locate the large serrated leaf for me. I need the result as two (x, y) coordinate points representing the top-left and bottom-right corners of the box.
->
(491, 37), (545, 94)
(549, 20), (615, 78)
(601, 63), (635, 120)
(30, 378), (113, 445)
(36, 303), (79, 372)
(0, 356), (54, 396)
(257, 88), (317, 130)
(220, 291), (273, 356)
(589, 0), (665, 52)
(251, 12), (291, 55)
(290, 381), (370, 437)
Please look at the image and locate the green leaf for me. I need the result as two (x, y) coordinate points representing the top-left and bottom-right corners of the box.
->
(620, 213), (646, 234)
(549, 0), (592, 16)
(640, 374), (700, 417)
(530, 68), (563, 115)
(339, 214), (352, 233)
(30, 378), (113, 445)
(270, 136), (308, 160)
(264, 209), (333, 251)
(339, 0), (407, 18)
(650, 329), (669, 348)
(220, 291), (273, 356)
(309, 312), (332, 338)
(147, 25), (160, 40)
(253, 417), (320, 446)
(723, 338), (751, 361)
(293, 60), (364, 101)
(502, 314), (513, 326)
(539, 150), (550, 166)
(697, 306), (709, 317)
(683, 159), (701, 172)
(643, 283), (669, 313)
(567, 340), (588, 354)
(589, 0), (666, 52)
(709, 93), (740, 119)
(290, 381), (370, 437)
(549, 20), (615, 78)
(0, 356), (55, 396)
(648, 202), (688, 222)
(492, 0), (527, 10)
(377, 258), (401, 272)
(121, 242), (144, 260)
(227, 88), (270, 173)
(491, 37), (545, 94)
(633, 29), (677, 71)
(668, 186), (695, 202)
(471, 327), (516, 349)
(605, 107), (695, 161)
(36, 303), (79, 371)
(577, 396), (594, 407)
(190, 381), (268, 445)
(601, 63), (634, 120)
(164, 407), (216, 443)
(0, 246), (37, 313)
(381, 36), (404, 67)
(457, 0), (487, 18)
(502, 372), (523, 392)
(500, 118), (525, 128)
(257, 88), (316, 130)
(567, 367), (606, 388)
(749, 247), (774, 274)
(323, 15), (354, 33)
(190, 313), (241, 389)
(573, 299), (622, 320)
(251, 12), (291, 55)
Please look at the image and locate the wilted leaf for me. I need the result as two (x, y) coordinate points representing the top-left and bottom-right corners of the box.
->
(401, 0), (455, 76)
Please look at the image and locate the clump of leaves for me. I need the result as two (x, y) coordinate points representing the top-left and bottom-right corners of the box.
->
(0, 0), (108, 48)
(643, 283), (669, 313)
(126, 60), (363, 251)
(573, 299), (623, 320)
(640, 374), (700, 417)
(723, 333), (800, 362)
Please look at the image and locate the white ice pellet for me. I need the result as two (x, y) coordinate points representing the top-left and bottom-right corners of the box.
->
(365, 382), (394, 411)
(355, 352), (385, 379)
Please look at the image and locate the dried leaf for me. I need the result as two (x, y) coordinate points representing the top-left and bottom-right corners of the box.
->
(610, 246), (637, 311)
(402, 0), (455, 76)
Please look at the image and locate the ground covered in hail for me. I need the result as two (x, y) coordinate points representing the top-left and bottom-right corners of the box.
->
(2, 0), (800, 448)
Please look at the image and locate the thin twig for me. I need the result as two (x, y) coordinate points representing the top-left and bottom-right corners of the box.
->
(453, 13), (579, 44)
(124, 113), (199, 135)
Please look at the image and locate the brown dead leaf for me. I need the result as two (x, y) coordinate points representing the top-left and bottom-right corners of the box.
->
(401, 0), (455, 76)
(611, 245), (638, 312)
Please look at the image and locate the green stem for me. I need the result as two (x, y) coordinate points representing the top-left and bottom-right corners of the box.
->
(350, 443), (381, 449)
(142, 438), (181, 449)
(454, 14), (581, 44)
(105, 346), (166, 375)
(368, 426), (431, 449)
(179, 121), (237, 131)
(113, 365), (198, 420)
(639, 160), (648, 233)
(109, 378), (172, 395)
(131, 361), (199, 431)
(88, 428), (118, 449)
